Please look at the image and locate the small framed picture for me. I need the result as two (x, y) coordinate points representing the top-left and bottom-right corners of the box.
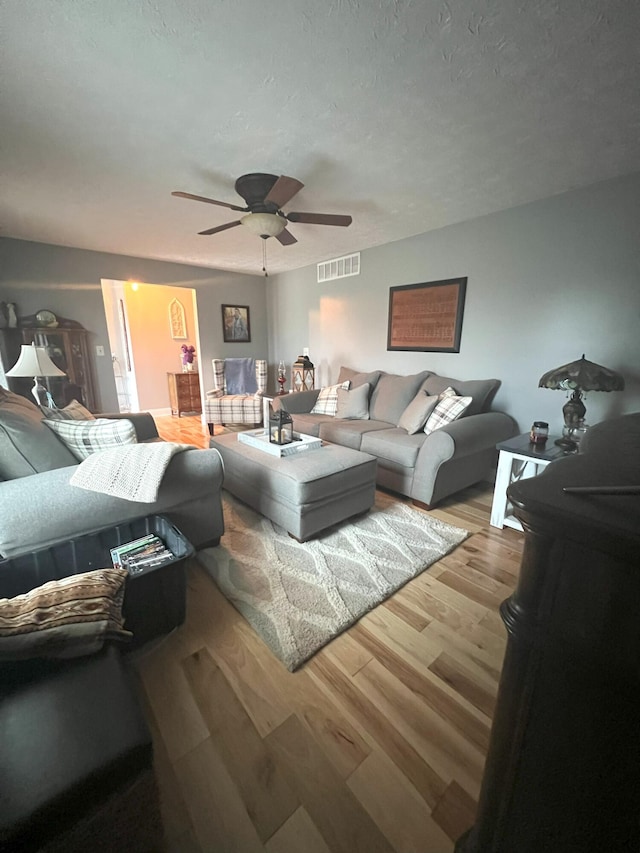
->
(221, 304), (251, 343)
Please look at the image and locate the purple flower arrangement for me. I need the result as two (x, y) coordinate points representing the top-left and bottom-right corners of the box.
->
(181, 344), (196, 365)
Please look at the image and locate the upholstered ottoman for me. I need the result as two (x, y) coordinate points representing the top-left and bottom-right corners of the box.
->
(210, 433), (377, 541)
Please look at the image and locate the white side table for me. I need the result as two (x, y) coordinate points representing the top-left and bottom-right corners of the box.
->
(490, 434), (569, 531)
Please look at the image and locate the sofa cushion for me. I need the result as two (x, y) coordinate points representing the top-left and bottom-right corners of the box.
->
(0, 388), (78, 479)
(335, 383), (370, 420)
(43, 418), (138, 461)
(310, 381), (350, 416)
(40, 399), (95, 421)
(288, 413), (333, 437)
(361, 428), (426, 469)
(398, 390), (439, 434)
(369, 371), (429, 425)
(337, 367), (381, 394)
(0, 568), (131, 661)
(423, 374), (499, 416)
(424, 388), (473, 434)
(319, 419), (392, 450)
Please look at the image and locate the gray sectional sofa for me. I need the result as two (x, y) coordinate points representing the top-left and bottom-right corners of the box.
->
(273, 365), (517, 509)
(0, 388), (225, 558)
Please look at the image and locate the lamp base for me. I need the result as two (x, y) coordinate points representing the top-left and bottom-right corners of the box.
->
(31, 378), (56, 409)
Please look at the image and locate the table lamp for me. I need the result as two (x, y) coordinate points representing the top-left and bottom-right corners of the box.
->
(6, 343), (66, 407)
(538, 354), (625, 450)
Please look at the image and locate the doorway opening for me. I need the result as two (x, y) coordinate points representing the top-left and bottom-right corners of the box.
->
(100, 280), (201, 415)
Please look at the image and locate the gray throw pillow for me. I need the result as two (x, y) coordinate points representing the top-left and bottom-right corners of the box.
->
(337, 366), (381, 392)
(0, 387), (78, 478)
(335, 383), (370, 420)
(397, 391), (439, 434)
(369, 371), (430, 424)
(40, 399), (95, 421)
(423, 374), (500, 416)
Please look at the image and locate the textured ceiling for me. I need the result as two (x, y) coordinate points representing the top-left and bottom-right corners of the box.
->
(2, 0), (640, 276)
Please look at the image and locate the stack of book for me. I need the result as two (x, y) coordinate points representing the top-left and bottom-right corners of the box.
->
(110, 534), (176, 575)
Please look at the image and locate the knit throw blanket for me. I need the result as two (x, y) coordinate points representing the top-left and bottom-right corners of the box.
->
(225, 357), (257, 395)
(70, 442), (192, 503)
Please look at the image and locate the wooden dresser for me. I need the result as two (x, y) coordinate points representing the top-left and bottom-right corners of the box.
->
(167, 371), (201, 417)
(457, 413), (640, 853)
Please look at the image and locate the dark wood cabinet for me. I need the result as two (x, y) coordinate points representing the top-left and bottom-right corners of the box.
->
(457, 415), (640, 853)
(0, 326), (97, 411)
(167, 371), (201, 417)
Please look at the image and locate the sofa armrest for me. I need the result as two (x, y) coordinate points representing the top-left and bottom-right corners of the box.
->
(0, 448), (225, 561)
(272, 389), (320, 414)
(433, 411), (518, 457)
(98, 412), (159, 443)
(412, 412), (518, 505)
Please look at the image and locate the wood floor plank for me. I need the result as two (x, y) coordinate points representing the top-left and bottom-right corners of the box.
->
(264, 714), (395, 853)
(135, 632), (209, 763)
(189, 565), (294, 736)
(422, 619), (504, 677)
(410, 568), (490, 623)
(316, 630), (375, 676)
(353, 658), (486, 799)
(428, 652), (498, 718)
(192, 563), (372, 780)
(131, 672), (197, 846)
(350, 621), (492, 753)
(432, 780), (478, 843)
(383, 594), (431, 631)
(348, 748), (453, 853)
(182, 647), (299, 843)
(308, 654), (447, 808)
(265, 807), (333, 853)
(173, 737), (265, 852)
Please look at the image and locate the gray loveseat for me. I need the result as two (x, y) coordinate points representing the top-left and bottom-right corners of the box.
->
(0, 388), (225, 559)
(273, 365), (517, 509)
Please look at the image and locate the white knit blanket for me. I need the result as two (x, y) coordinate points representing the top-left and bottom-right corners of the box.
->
(70, 442), (192, 503)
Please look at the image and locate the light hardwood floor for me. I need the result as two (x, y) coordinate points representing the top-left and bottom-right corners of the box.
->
(133, 415), (523, 852)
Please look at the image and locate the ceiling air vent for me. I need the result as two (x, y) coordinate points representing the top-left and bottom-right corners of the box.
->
(317, 252), (360, 283)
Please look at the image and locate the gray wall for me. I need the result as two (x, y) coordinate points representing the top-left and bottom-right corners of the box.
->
(0, 239), (266, 411)
(268, 173), (640, 435)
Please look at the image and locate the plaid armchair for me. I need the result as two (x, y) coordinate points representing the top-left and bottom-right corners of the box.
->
(205, 358), (267, 431)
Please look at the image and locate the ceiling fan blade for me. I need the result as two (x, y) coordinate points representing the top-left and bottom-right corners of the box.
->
(198, 220), (242, 236)
(172, 191), (247, 212)
(264, 176), (304, 208)
(286, 212), (352, 227)
(275, 228), (297, 246)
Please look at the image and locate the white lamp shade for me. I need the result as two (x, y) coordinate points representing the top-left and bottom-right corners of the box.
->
(6, 344), (66, 378)
(240, 212), (287, 238)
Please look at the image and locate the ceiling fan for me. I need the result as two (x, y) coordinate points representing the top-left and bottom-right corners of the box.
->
(172, 173), (352, 245)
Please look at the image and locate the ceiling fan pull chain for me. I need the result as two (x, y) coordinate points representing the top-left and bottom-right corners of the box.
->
(262, 239), (268, 277)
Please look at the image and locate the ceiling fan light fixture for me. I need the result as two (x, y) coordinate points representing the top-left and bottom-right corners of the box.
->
(241, 212), (286, 238)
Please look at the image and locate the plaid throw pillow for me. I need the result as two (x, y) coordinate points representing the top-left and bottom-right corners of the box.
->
(424, 386), (472, 435)
(0, 568), (132, 661)
(43, 417), (137, 460)
(310, 381), (351, 416)
(40, 399), (95, 421)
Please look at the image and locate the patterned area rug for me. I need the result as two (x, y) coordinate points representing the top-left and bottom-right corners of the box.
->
(197, 493), (469, 671)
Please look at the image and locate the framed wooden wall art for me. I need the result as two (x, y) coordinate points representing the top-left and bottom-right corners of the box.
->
(387, 277), (467, 352)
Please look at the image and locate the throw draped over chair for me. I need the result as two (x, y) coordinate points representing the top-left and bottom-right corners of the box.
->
(205, 358), (267, 432)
